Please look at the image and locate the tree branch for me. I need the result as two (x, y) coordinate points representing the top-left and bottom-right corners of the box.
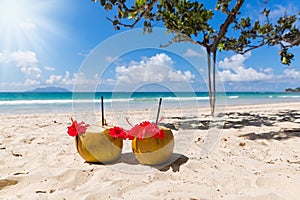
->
(287, 36), (300, 47)
(107, 0), (159, 29)
(239, 41), (266, 54)
(159, 34), (205, 48)
(211, 0), (245, 52)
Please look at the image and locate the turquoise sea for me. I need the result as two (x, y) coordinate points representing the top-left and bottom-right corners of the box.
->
(0, 92), (300, 114)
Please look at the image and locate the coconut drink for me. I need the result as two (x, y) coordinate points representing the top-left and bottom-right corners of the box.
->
(74, 125), (123, 163)
(67, 97), (126, 163)
(131, 124), (174, 165)
(129, 98), (174, 165)
(67, 118), (125, 163)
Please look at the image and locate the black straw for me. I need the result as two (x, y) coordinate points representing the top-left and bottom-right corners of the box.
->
(101, 96), (104, 126)
(156, 98), (162, 124)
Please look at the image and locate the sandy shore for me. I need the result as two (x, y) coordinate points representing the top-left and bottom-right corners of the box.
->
(0, 102), (300, 199)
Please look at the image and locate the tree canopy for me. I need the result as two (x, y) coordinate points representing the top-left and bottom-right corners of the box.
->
(91, 0), (300, 114)
(93, 0), (299, 64)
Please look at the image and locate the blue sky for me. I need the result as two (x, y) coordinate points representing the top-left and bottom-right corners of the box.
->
(0, 0), (299, 92)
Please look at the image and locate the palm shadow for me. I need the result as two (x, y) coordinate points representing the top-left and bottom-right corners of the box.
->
(240, 128), (300, 141)
(162, 110), (300, 131)
(154, 153), (189, 172)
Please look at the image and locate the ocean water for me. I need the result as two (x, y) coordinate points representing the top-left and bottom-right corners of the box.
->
(0, 92), (299, 114)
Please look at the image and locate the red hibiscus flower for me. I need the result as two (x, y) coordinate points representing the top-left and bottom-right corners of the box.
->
(128, 121), (165, 140)
(109, 126), (128, 139)
(67, 118), (89, 137)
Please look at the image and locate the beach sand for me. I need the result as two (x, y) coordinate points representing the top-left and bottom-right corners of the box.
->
(0, 102), (300, 199)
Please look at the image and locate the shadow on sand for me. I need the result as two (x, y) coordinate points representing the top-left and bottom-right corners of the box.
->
(86, 152), (189, 172)
(154, 153), (189, 172)
(161, 110), (300, 131)
(118, 152), (189, 172)
(240, 128), (300, 141)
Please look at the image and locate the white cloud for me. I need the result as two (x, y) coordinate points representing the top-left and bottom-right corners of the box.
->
(44, 66), (55, 71)
(0, 82), (30, 91)
(21, 66), (41, 78)
(269, 4), (298, 19)
(24, 79), (40, 86)
(0, 50), (41, 78)
(263, 67), (273, 74)
(115, 53), (195, 84)
(0, 80), (41, 91)
(46, 74), (63, 84)
(147, 53), (174, 65)
(19, 21), (36, 30)
(115, 65), (129, 74)
(45, 71), (99, 87)
(283, 68), (300, 79)
(219, 53), (250, 70)
(105, 78), (116, 85)
(218, 52), (272, 82)
(46, 71), (75, 85)
(0, 50), (38, 67)
(184, 48), (206, 57)
(105, 56), (119, 63)
(168, 70), (195, 81)
(77, 52), (89, 57)
(199, 68), (205, 73)
(62, 71), (74, 85)
(94, 73), (100, 79)
(269, 5), (287, 19)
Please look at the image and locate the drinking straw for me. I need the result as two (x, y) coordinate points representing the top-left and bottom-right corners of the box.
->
(156, 98), (162, 124)
(101, 96), (104, 126)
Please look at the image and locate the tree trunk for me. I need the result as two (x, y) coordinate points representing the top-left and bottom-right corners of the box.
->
(206, 48), (214, 115)
(212, 51), (217, 115)
(205, 49), (217, 116)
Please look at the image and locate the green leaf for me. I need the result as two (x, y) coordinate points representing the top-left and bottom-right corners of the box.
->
(281, 56), (289, 65)
(135, 0), (145, 7)
(128, 11), (138, 19)
(261, 8), (270, 17)
(218, 43), (225, 51)
(104, 3), (113, 10)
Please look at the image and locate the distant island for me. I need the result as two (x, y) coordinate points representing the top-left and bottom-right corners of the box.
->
(26, 86), (71, 93)
(285, 87), (300, 92)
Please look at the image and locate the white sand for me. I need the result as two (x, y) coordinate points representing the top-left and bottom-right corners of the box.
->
(0, 102), (300, 199)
